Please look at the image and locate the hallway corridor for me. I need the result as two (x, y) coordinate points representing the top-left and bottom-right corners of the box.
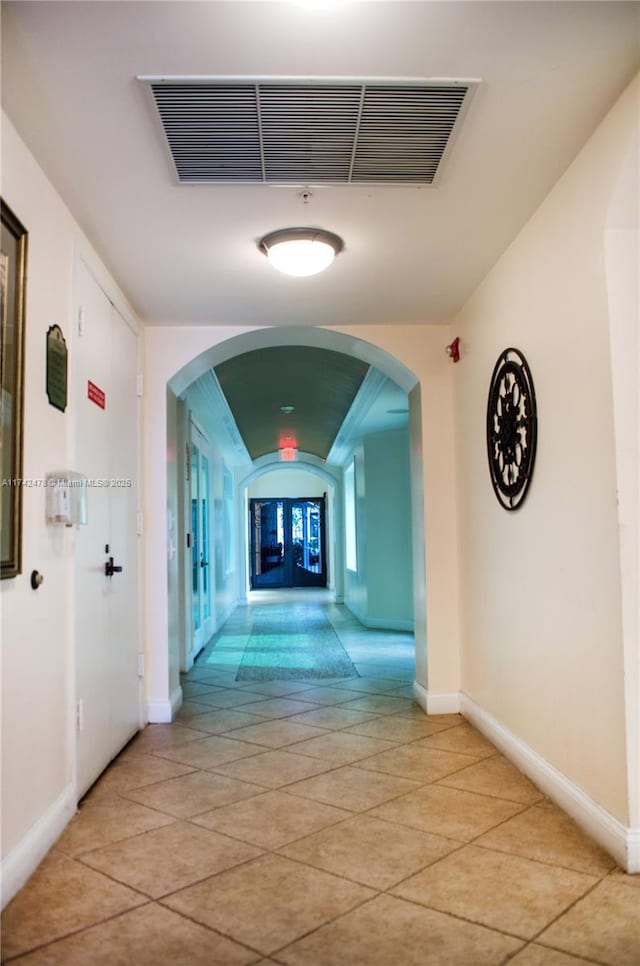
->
(2, 598), (638, 965)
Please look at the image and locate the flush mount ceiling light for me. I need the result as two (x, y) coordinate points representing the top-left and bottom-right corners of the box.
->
(259, 228), (344, 277)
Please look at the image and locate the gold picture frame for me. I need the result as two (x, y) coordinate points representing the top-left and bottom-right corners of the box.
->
(1, 200), (28, 578)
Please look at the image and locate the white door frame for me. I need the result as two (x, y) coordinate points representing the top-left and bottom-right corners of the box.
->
(72, 249), (143, 799)
(186, 415), (214, 662)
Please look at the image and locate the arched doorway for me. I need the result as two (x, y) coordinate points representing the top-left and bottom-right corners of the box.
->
(144, 325), (461, 723)
(238, 457), (342, 602)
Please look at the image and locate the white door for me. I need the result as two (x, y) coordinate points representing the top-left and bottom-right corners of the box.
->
(74, 259), (141, 797)
(189, 419), (214, 660)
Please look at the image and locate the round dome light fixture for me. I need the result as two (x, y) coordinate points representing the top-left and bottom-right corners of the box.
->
(259, 228), (344, 277)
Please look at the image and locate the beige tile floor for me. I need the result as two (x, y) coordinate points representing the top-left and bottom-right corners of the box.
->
(2, 605), (639, 965)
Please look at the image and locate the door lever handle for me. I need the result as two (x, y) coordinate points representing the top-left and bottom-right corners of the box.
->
(105, 556), (123, 577)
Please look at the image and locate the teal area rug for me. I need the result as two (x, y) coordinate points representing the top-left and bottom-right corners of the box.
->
(235, 603), (359, 681)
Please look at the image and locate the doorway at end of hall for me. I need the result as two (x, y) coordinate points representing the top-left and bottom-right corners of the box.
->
(250, 497), (327, 589)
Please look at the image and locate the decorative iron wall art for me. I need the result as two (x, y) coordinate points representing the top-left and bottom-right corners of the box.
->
(486, 347), (537, 511)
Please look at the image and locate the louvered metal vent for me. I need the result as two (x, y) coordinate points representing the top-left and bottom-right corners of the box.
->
(143, 78), (475, 185)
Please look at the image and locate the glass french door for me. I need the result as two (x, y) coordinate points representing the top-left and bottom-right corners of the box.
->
(250, 497), (326, 589)
(190, 420), (213, 655)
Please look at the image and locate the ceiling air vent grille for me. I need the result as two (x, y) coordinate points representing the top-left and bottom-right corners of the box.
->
(145, 78), (475, 185)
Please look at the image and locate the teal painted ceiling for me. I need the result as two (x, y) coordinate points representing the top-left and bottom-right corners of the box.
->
(215, 347), (369, 460)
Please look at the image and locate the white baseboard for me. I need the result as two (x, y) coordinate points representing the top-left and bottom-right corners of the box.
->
(1, 783), (76, 910)
(365, 617), (414, 632)
(427, 690), (461, 714)
(460, 692), (639, 874)
(412, 683), (461, 715)
(170, 686), (183, 717)
(412, 681), (428, 713)
(343, 601), (413, 632)
(146, 699), (173, 723)
(628, 829), (640, 874)
(147, 685), (183, 723)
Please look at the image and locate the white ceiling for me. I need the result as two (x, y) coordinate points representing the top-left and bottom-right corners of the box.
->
(2, 1), (639, 328)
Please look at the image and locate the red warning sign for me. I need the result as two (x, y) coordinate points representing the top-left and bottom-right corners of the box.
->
(87, 380), (106, 410)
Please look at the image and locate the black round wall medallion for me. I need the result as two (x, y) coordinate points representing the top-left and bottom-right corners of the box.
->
(486, 347), (537, 511)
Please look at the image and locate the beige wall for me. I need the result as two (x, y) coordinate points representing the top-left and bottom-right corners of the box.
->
(604, 118), (640, 831)
(183, 381), (243, 638)
(331, 325), (461, 697)
(344, 441), (368, 621)
(0, 114), (141, 899)
(152, 324), (462, 704)
(249, 467), (327, 499)
(453, 78), (639, 822)
(4, 65), (638, 904)
(1, 113), (74, 864)
(248, 466), (336, 592)
(165, 388), (182, 704)
(340, 428), (414, 629)
(364, 429), (414, 626)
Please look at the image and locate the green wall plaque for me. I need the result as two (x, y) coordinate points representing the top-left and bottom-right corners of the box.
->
(46, 324), (67, 412)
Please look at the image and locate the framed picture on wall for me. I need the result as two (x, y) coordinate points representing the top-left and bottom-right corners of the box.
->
(1, 200), (28, 578)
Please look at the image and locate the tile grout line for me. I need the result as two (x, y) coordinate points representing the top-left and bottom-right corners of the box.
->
(78, 718), (581, 867)
(5, 898), (269, 965)
(70, 718), (611, 884)
(376, 888), (537, 944)
(5, 607), (629, 965)
(17, 828), (605, 966)
(501, 937), (608, 966)
(0, 901), (160, 964)
(69, 750), (510, 939)
(169, 621), (633, 960)
(469, 836), (616, 879)
(267, 891), (384, 962)
(514, 864), (626, 965)
(72, 751), (616, 909)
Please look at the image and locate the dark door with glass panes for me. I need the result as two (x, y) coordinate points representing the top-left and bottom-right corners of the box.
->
(250, 497), (326, 589)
